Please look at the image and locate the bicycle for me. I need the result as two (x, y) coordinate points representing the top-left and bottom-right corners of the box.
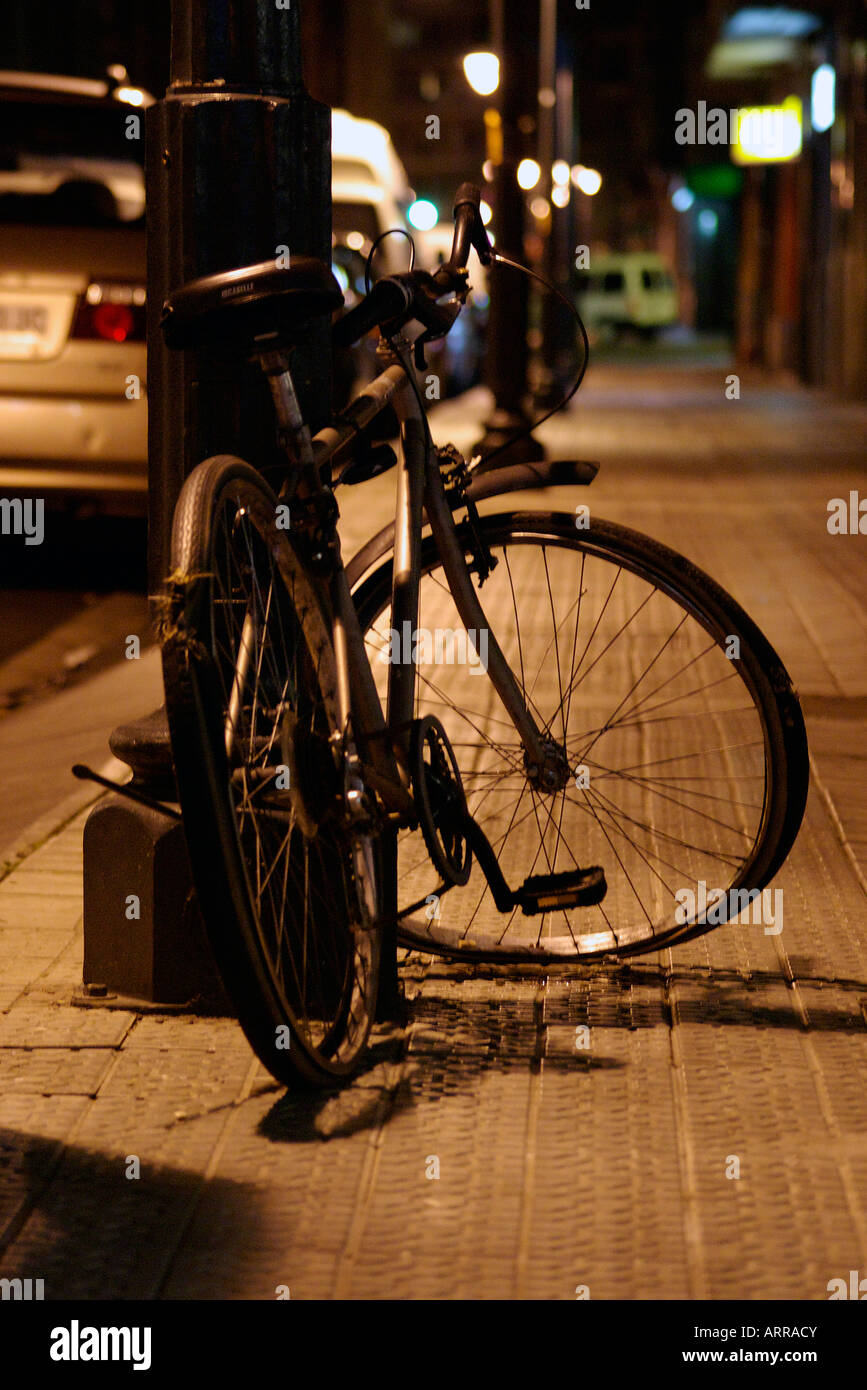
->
(156, 183), (809, 1088)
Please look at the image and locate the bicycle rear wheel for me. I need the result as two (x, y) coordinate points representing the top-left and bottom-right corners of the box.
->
(160, 456), (381, 1086)
(353, 511), (808, 961)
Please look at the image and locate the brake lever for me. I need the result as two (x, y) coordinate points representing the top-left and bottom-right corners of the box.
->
(412, 299), (462, 370)
(432, 261), (471, 295)
(408, 272), (463, 344)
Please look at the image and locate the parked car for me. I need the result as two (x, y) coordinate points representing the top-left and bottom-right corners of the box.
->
(0, 75), (482, 515)
(0, 69), (150, 513)
(575, 252), (679, 337)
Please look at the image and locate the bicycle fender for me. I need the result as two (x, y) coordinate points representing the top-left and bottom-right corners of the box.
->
(466, 456), (598, 503)
(345, 456), (598, 591)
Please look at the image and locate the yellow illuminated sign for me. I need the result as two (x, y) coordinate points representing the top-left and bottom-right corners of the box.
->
(732, 96), (802, 164)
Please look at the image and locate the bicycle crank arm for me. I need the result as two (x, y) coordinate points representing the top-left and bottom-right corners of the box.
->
(460, 809), (607, 915)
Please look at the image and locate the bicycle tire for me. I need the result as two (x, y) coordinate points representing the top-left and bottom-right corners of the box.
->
(353, 510), (808, 962)
(159, 455), (382, 1086)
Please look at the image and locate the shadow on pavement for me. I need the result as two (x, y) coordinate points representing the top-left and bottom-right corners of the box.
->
(255, 958), (867, 1142)
(0, 1125), (260, 1299)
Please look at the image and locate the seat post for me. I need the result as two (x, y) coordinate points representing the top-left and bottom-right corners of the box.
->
(258, 348), (316, 471)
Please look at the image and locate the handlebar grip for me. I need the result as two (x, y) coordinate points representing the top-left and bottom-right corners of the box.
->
(332, 276), (411, 348)
(452, 182), (493, 268)
(453, 182), (482, 215)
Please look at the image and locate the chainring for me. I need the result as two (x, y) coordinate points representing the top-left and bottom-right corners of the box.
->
(410, 714), (472, 887)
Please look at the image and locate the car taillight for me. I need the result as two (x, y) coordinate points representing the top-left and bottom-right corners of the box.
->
(72, 282), (146, 343)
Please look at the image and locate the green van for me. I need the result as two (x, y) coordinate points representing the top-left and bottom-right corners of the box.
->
(576, 252), (679, 337)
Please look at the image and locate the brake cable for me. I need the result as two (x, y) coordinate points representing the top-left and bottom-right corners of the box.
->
(358, 228), (591, 469)
(364, 227), (416, 293)
(360, 226), (441, 451)
(470, 249), (591, 471)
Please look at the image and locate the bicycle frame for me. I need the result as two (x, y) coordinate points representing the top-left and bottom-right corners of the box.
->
(295, 335), (553, 819)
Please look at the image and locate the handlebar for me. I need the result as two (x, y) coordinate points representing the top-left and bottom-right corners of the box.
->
(331, 275), (412, 349)
(438, 182), (493, 280)
(332, 181), (493, 351)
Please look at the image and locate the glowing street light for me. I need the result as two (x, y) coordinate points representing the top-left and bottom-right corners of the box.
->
(572, 165), (602, 196)
(552, 159), (571, 187)
(551, 184), (570, 208)
(517, 158), (542, 190)
(463, 52), (500, 96)
(479, 200), (493, 225)
(811, 64), (835, 132)
(115, 86), (147, 107)
(408, 199), (439, 231)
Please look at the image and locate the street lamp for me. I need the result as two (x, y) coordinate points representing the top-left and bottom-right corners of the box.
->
(408, 198), (439, 230)
(463, 52), (500, 96)
(517, 157), (541, 189)
(572, 165), (602, 196)
(811, 63), (835, 132)
(473, 0), (544, 466)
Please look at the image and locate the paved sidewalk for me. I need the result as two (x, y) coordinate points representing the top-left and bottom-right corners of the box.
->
(1, 366), (866, 1299)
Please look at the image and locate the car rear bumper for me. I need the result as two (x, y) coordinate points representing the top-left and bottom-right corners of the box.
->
(0, 393), (147, 510)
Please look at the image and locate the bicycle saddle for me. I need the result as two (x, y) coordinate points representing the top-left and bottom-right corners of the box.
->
(160, 256), (344, 353)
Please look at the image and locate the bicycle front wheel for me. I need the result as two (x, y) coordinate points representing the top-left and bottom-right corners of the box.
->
(160, 456), (381, 1086)
(353, 511), (808, 961)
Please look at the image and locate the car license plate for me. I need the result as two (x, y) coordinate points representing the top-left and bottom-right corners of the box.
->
(0, 292), (74, 361)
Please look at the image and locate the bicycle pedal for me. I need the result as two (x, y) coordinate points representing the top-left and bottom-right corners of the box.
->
(515, 866), (607, 915)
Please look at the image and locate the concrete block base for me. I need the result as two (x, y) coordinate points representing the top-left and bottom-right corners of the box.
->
(82, 794), (229, 1010)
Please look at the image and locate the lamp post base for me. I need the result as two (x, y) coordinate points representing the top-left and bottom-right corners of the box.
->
(473, 408), (546, 466)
